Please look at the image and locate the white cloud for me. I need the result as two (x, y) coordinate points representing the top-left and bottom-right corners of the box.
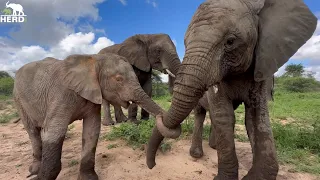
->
(118, 0), (127, 5)
(146, 0), (158, 8)
(291, 20), (320, 66)
(160, 74), (168, 83)
(1, 0), (106, 46)
(0, 32), (114, 71)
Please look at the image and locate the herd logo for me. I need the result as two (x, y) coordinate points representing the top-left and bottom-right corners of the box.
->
(0, 1), (26, 23)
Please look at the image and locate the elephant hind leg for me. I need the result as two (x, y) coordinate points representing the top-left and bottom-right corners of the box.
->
(14, 100), (42, 178)
(114, 105), (128, 123)
(101, 100), (115, 126)
(190, 104), (206, 158)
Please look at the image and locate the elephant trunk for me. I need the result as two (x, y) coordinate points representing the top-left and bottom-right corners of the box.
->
(132, 87), (164, 116)
(147, 55), (213, 169)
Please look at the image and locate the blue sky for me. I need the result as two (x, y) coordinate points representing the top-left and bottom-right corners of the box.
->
(0, 0), (319, 80)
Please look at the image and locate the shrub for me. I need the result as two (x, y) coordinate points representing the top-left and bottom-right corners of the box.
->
(0, 77), (14, 96)
(282, 77), (320, 92)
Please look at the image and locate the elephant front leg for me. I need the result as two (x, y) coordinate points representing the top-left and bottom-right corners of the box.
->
(78, 108), (101, 180)
(242, 83), (278, 180)
(101, 99), (115, 126)
(190, 104), (206, 158)
(114, 105), (128, 123)
(37, 118), (68, 180)
(209, 89), (238, 180)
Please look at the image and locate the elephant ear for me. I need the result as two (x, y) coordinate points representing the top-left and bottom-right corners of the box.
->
(253, 0), (317, 82)
(60, 55), (102, 104)
(118, 35), (151, 72)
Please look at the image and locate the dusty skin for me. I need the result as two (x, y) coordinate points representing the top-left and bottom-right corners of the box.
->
(0, 116), (317, 180)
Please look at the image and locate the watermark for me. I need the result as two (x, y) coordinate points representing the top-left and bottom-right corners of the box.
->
(0, 1), (26, 23)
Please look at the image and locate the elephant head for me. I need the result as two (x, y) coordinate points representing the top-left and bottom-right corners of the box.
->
(146, 0), (317, 169)
(118, 34), (181, 93)
(60, 54), (164, 116)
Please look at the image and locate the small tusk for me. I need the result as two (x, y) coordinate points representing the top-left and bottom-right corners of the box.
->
(213, 85), (218, 94)
(165, 69), (175, 78)
(129, 101), (132, 104)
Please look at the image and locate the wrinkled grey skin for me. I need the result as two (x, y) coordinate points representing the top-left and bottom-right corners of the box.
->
(190, 77), (274, 158)
(13, 54), (164, 180)
(146, 0), (317, 179)
(98, 34), (180, 125)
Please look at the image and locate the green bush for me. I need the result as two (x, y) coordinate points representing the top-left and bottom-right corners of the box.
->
(282, 77), (320, 92)
(0, 77), (14, 96)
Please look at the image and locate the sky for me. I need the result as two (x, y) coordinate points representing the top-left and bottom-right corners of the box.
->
(0, 0), (319, 82)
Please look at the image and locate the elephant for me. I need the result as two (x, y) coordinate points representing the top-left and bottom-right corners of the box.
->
(190, 76), (275, 158)
(146, 0), (317, 179)
(13, 54), (164, 180)
(98, 33), (180, 125)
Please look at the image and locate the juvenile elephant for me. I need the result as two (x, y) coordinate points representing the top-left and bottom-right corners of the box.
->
(98, 34), (180, 125)
(190, 77), (275, 158)
(146, 0), (317, 179)
(13, 54), (164, 180)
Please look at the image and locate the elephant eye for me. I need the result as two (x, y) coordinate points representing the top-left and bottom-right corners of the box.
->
(225, 35), (237, 49)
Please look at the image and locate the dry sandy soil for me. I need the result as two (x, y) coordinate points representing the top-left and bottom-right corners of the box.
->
(0, 120), (318, 180)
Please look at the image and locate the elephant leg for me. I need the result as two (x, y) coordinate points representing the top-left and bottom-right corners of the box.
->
(244, 106), (255, 158)
(21, 118), (42, 178)
(37, 117), (68, 180)
(140, 77), (152, 121)
(128, 103), (139, 124)
(209, 88), (238, 180)
(101, 99), (115, 126)
(242, 83), (278, 180)
(78, 108), (100, 180)
(189, 104), (206, 158)
(114, 105), (128, 123)
(15, 101), (42, 178)
(208, 111), (216, 149)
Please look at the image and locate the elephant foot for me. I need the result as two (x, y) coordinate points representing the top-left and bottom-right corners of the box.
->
(78, 170), (98, 180)
(140, 116), (149, 121)
(115, 115), (128, 123)
(213, 174), (238, 180)
(189, 146), (204, 158)
(242, 167), (278, 180)
(27, 161), (40, 178)
(129, 118), (140, 125)
(209, 140), (216, 149)
(102, 119), (115, 126)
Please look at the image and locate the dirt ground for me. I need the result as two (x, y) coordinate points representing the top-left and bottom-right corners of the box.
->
(0, 119), (318, 180)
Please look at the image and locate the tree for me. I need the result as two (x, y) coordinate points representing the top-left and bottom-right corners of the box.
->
(0, 71), (11, 78)
(284, 63), (304, 77)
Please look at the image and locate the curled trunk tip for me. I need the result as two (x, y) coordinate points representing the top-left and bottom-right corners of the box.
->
(156, 114), (181, 139)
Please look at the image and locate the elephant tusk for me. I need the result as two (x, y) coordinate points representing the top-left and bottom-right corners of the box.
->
(129, 101), (132, 104)
(165, 69), (175, 78)
(213, 85), (218, 94)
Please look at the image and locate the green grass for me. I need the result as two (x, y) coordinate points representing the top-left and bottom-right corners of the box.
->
(0, 112), (18, 124)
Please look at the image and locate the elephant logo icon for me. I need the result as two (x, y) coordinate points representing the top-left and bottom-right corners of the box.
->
(5, 1), (24, 16)
(0, 1), (27, 23)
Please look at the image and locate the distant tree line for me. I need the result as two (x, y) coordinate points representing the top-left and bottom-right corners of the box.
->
(275, 63), (320, 93)
(0, 71), (14, 96)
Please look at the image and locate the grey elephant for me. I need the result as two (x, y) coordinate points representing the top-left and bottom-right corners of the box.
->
(190, 77), (275, 158)
(13, 54), (164, 180)
(146, 0), (317, 180)
(98, 33), (180, 125)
